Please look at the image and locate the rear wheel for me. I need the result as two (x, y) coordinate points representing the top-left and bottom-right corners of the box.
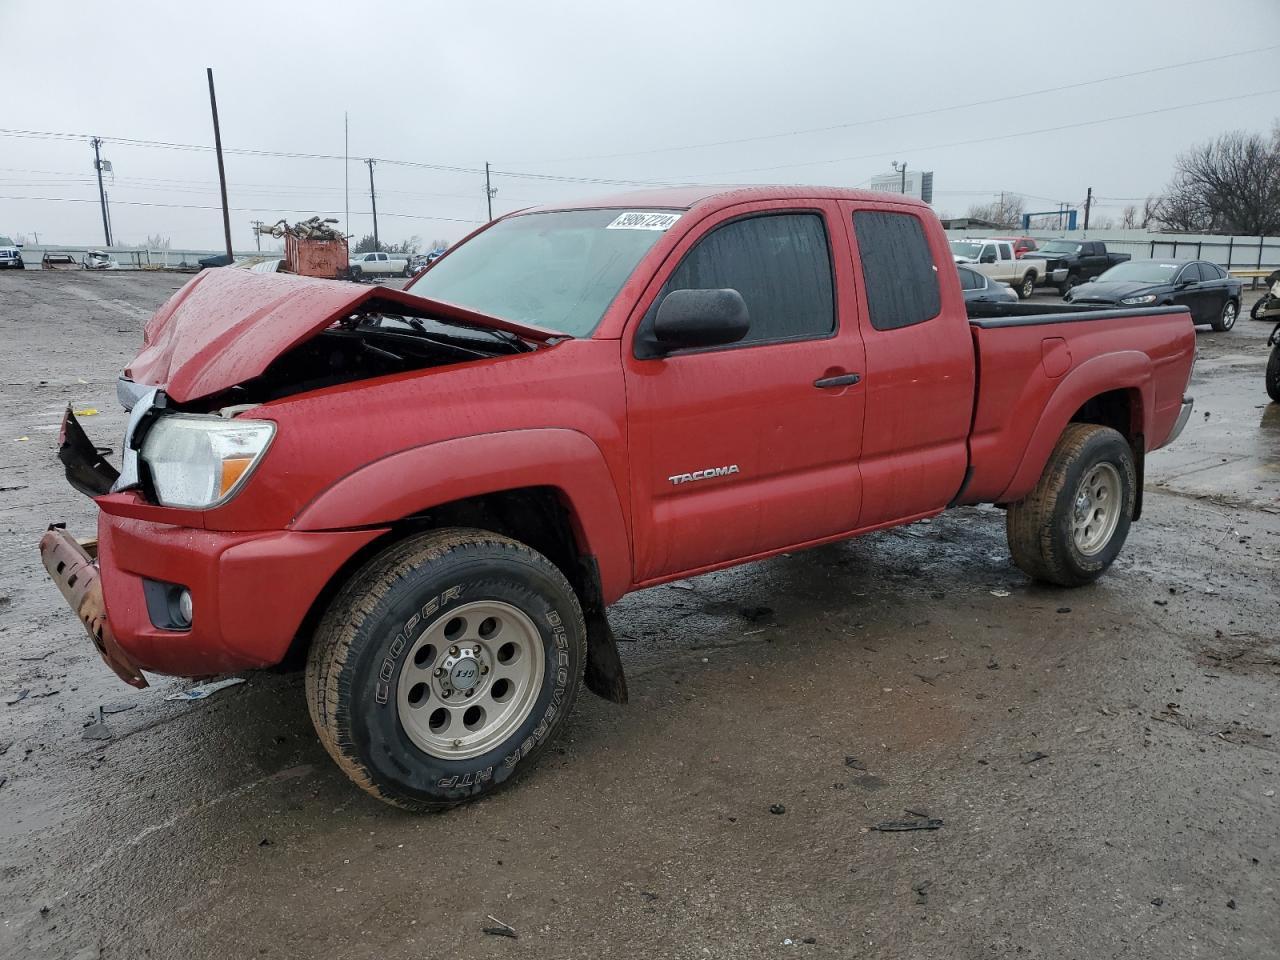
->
(1211, 299), (1238, 332)
(349, 265), (363, 281)
(1006, 424), (1136, 587)
(1266, 344), (1280, 403)
(306, 528), (586, 811)
(1018, 272), (1036, 299)
(1253, 296), (1275, 321)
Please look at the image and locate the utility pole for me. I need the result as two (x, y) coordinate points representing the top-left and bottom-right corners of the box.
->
(892, 160), (908, 195)
(206, 68), (234, 261)
(91, 137), (112, 247)
(104, 192), (113, 248)
(344, 112), (349, 242)
(250, 219), (264, 252)
(484, 161), (496, 221)
(366, 158), (379, 251)
(1083, 186), (1093, 232)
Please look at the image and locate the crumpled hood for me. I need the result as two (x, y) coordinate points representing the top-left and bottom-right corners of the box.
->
(126, 267), (563, 403)
(1069, 279), (1162, 303)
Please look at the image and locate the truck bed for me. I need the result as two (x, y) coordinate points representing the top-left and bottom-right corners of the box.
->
(959, 302), (1196, 505)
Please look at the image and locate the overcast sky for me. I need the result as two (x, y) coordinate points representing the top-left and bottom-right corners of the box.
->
(2, 0), (1279, 250)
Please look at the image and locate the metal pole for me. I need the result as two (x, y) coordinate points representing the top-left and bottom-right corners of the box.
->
(92, 138), (111, 246)
(104, 192), (113, 248)
(206, 68), (234, 261)
(366, 158), (379, 251)
(1083, 187), (1092, 231)
(900, 162), (907, 194)
(485, 161), (494, 221)
(251, 220), (263, 252)
(344, 112), (349, 241)
(1227, 236), (1233, 268)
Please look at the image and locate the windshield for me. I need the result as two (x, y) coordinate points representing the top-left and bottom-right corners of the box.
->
(1097, 260), (1180, 283)
(1039, 240), (1082, 255)
(0, 236), (13, 246)
(949, 240), (985, 259)
(412, 209), (677, 336)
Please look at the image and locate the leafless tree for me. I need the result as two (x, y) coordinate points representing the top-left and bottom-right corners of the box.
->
(965, 193), (1026, 229)
(1155, 125), (1280, 235)
(144, 233), (171, 250)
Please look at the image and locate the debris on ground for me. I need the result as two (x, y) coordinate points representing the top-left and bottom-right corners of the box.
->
(17, 650), (54, 662)
(989, 588), (1011, 598)
(482, 915), (518, 938)
(769, 804), (787, 815)
(873, 816), (944, 832)
(72, 408), (98, 417)
(81, 706), (113, 741)
(1022, 751), (1050, 764)
(164, 678), (246, 702)
(844, 756), (867, 770)
(5, 689), (30, 706)
(912, 880), (932, 903)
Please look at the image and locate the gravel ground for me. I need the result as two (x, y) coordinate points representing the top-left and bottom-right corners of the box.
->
(0, 271), (1277, 959)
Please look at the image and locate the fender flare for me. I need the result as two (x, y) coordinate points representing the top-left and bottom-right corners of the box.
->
(290, 428), (632, 602)
(997, 350), (1153, 503)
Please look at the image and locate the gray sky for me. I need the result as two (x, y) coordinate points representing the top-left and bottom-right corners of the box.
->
(2, 0), (1279, 250)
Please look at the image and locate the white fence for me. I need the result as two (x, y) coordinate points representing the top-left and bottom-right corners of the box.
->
(943, 227), (1280, 272)
(16, 244), (278, 270)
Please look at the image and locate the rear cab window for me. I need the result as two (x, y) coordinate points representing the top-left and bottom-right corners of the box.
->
(852, 210), (941, 330)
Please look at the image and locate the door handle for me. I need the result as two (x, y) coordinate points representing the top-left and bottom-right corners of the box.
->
(813, 373), (861, 389)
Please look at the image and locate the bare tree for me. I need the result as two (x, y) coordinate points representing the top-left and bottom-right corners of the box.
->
(965, 193), (1026, 229)
(144, 233), (171, 250)
(1155, 125), (1280, 235)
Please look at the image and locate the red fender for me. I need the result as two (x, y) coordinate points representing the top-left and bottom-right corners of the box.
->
(997, 350), (1152, 503)
(289, 428), (633, 603)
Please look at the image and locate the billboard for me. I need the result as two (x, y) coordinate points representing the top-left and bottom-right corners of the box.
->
(867, 170), (934, 204)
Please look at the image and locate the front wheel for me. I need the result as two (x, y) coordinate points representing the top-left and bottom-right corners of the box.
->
(306, 529), (586, 811)
(1006, 424), (1136, 587)
(1018, 273), (1036, 299)
(1267, 344), (1280, 403)
(1211, 299), (1238, 332)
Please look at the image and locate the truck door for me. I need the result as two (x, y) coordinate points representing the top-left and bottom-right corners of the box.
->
(622, 203), (866, 583)
(839, 203), (975, 526)
(976, 242), (1000, 281)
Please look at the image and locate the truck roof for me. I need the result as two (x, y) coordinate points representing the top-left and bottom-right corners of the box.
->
(525, 185), (934, 215)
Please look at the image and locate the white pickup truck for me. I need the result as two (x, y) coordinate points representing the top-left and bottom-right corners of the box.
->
(950, 238), (1060, 300)
(347, 251), (411, 280)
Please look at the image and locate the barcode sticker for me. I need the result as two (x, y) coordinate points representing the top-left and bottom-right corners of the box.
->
(606, 211), (682, 231)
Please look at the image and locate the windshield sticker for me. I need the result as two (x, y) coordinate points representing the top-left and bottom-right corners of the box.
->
(606, 211), (682, 231)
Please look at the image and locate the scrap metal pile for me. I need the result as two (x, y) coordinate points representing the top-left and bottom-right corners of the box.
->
(256, 217), (346, 242)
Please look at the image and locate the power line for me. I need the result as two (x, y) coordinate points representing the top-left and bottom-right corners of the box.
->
(674, 87), (1280, 179)
(508, 43), (1280, 165)
(0, 194), (482, 223)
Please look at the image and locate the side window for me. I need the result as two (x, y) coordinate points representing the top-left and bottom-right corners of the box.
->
(980, 244), (996, 262)
(998, 242), (1013, 261)
(660, 213), (835, 345)
(958, 267), (982, 290)
(852, 210), (941, 331)
(365, 253), (377, 262)
(1201, 262), (1223, 280)
(1179, 263), (1202, 283)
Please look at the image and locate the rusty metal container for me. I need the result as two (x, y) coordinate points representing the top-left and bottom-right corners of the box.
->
(285, 234), (348, 279)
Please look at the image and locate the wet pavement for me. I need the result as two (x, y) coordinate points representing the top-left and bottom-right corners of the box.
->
(0, 272), (1277, 959)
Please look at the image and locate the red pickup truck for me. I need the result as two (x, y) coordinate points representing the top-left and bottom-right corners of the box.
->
(40, 187), (1196, 810)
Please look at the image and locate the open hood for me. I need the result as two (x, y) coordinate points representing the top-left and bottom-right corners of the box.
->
(126, 268), (565, 403)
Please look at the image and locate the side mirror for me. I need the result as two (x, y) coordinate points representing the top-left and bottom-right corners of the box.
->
(979, 253), (996, 264)
(651, 288), (750, 354)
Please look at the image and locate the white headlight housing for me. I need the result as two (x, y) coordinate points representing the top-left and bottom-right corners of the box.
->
(1120, 294), (1158, 305)
(140, 415), (275, 508)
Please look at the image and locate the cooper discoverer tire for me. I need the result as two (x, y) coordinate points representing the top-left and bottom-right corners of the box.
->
(306, 528), (586, 811)
(1006, 423), (1136, 587)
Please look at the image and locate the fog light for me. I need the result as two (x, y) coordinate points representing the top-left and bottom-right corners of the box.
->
(176, 588), (194, 627)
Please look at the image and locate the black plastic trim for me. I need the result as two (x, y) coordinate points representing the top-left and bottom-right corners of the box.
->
(968, 304), (1191, 329)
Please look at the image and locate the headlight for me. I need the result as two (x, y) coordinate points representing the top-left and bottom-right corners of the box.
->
(140, 415), (275, 508)
(1121, 294), (1157, 305)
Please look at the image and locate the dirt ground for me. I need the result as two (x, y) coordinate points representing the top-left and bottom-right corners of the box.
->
(1, 271), (1277, 960)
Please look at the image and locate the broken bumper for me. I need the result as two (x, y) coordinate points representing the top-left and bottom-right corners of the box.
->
(39, 527), (148, 688)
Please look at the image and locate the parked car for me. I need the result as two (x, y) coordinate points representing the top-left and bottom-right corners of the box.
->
(42, 186), (1196, 810)
(348, 251), (411, 279)
(1036, 239), (1132, 294)
(990, 236), (1038, 259)
(80, 250), (118, 270)
(1066, 259), (1242, 331)
(0, 235), (24, 270)
(957, 265), (1018, 304)
(198, 253), (234, 270)
(949, 237), (1052, 299)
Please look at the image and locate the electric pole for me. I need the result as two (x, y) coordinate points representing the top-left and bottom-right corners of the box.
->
(366, 158), (379, 251)
(1083, 186), (1093, 232)
(206, 68), (234, 261)
(485, 161), (497, 221)
(250, 219), (264, 252)
(91, 137), (112, 247)
(892, 160), (908, 195)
